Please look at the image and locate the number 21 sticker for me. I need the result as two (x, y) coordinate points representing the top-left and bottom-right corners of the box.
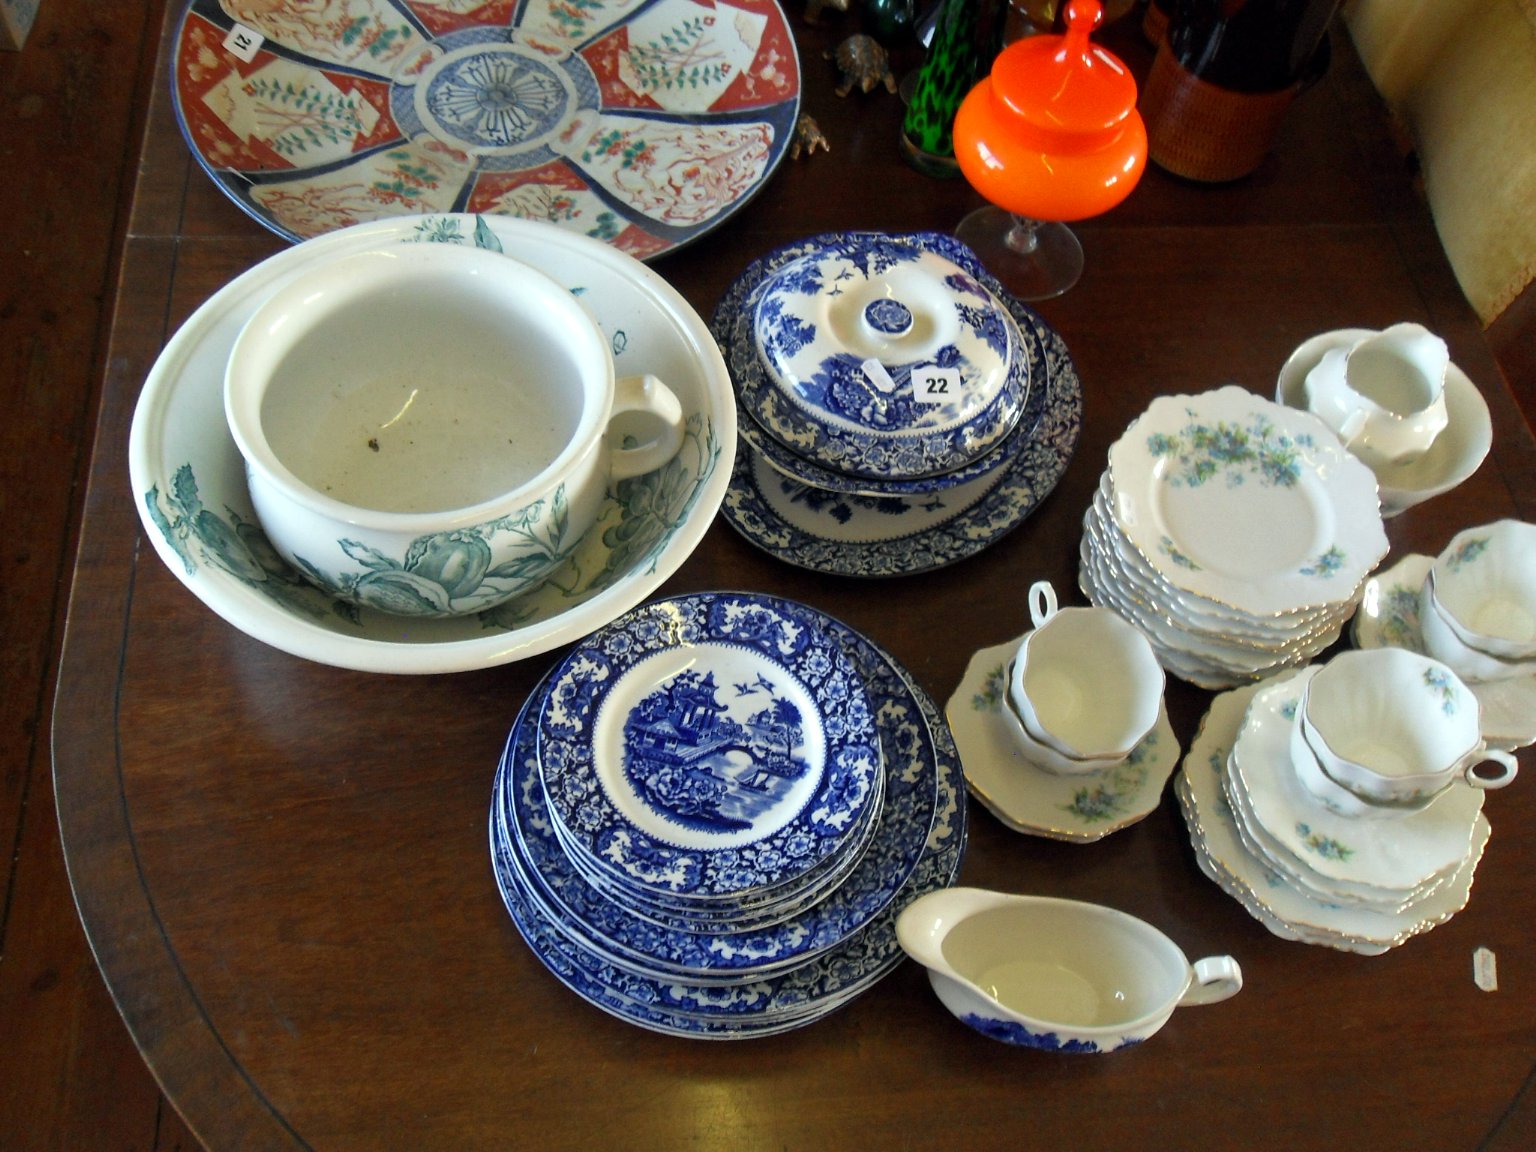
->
(912, 366), (960, 405)
(224, 23), (265, 62)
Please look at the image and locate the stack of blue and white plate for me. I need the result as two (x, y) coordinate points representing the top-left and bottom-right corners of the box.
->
(489, 591), (966, 1037)
(715, 232), (1083, 578)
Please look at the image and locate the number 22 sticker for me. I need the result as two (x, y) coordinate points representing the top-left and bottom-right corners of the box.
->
(912, 367), (960, 405)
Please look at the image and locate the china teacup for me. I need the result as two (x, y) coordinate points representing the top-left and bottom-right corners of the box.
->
(1289, 719), (1397, 819)
(1302, 322), (1449, 469)
(225, 243), (685, 618)
(1006, 581), (1164, 772)
(1423, 520), (1536, 663)
(1419, 579), (1535, 683)
(1299, 649), (1517, 808)
(896, 887), (1242, 1053)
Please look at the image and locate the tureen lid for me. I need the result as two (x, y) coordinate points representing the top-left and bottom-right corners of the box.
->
(748, 234), (1020, 479)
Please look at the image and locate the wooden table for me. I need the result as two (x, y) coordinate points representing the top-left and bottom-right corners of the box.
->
(54, 6), (1536, 1149)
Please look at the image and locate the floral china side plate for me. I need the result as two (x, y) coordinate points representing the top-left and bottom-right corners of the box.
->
(1107, 385), (1388, 617)
(172, 0), (801, 257)
(129, 213), (734, 674)
(946, 638), (1179, 842)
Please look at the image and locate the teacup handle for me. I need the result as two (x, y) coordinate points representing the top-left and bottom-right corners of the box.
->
(1336, 407), (1369, 447)
(609, 373), (685, 482)
(1180, 955), (1243, 1008)
(1462, 748), (1519, 792)
(1028, 580), (1058, 629)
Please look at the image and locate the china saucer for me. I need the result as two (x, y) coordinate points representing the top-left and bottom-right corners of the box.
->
(720, 313), (1081, 577)
(172, 0), (801, 258)
(947, 638), (1179, 842)
(129, 213), (735, 674)
(1275, 328), (1491, 517)
(1350, 553), (1536, 751)
(1176, 679), (1490, 954)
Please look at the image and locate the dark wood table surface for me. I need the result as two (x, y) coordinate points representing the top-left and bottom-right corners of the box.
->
(53, 5), (1536, 1149)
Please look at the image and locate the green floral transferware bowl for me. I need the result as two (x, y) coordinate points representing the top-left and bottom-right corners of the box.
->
(129, 214), (734, 674)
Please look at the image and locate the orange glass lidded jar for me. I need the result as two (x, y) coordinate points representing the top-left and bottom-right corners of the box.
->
(953, 0), (1147, 222)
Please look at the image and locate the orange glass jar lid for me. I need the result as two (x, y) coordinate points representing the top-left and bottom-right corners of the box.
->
(990, 0), (1139, 142)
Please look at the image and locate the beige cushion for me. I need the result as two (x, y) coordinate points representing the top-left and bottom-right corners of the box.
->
(1345, 0), (1536, 323)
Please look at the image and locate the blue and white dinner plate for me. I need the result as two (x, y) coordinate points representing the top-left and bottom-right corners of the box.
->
(536, 593), (885, 904)
(488, 614), (966, 1036)
(497, 613), (941, 981)
(720, 307), (1082, 577)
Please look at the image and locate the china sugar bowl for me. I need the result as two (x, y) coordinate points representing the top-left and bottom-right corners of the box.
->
(224, 242), (684, 618)
(896, 888), (1242, 1052)
(744, 233), (1028, 481)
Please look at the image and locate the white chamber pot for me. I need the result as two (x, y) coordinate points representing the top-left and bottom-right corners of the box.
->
(224, 243), (684, 618)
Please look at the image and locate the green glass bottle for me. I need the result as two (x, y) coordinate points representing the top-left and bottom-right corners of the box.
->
(899, 0), (1008, 177)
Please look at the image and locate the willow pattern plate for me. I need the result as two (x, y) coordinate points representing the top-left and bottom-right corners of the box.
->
(488, 626), (967, 1037)
(129, 213), (734, 674)
(536, 592), (884, 902)
(171, 0), (800, 257)
(501, 616), (940, 979)
(1107, 386), (1387, 618)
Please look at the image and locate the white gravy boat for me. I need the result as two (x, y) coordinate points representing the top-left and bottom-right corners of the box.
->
(896, 888), (1242, 1052)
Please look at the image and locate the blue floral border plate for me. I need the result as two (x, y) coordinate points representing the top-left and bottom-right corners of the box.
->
(720, 307), (1081, 577)
(501, 607), (941, 980)
(536, 593), (885, 903)
(129, 213), (734, 674)
(488, 617), (966, 1036)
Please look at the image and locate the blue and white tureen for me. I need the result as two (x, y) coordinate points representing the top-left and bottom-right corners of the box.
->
(746, 233), (1027, 481)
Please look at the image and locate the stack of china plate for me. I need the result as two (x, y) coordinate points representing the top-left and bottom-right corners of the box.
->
(1176, 668), (1491, 955)
(1080, 386), (1389, 689)
(715, 232), (1082, 578)
(489, 591), (966, 1037)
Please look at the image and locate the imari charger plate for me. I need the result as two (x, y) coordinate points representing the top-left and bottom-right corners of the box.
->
(171, 0), (801, 256)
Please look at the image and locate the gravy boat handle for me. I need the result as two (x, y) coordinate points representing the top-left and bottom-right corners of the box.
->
(1180, 955), (1243, 1008)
